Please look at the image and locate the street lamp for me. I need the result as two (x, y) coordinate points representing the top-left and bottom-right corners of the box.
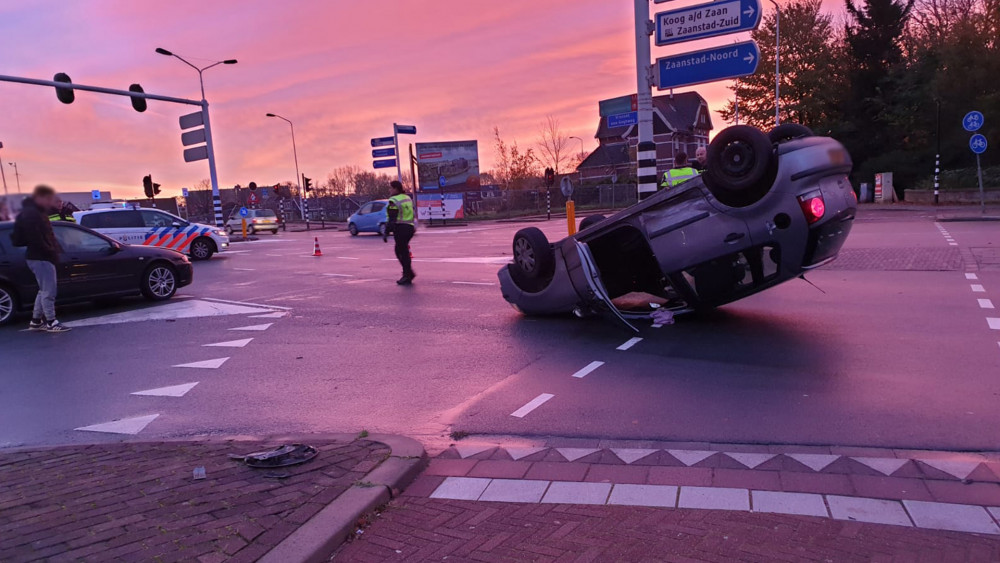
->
(0, 143), (9, 203)
(8, 162), (21, 195)
(768, 0), (781, 126)
(155, 47), (236, 227)
(569, 136), (586, 169)
(266, 113), (303, 217)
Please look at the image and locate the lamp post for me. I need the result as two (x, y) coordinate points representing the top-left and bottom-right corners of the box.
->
(155, 47), (236, 227)
(8, 162), (22, 195)
(0, 143), (9, 203)
(266, 113), (303, 218)
(768, 0), (781, 126)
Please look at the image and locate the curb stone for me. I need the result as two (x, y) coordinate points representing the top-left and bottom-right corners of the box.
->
(259, 434), (427, 563)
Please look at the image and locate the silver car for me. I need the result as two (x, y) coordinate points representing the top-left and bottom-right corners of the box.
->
(498, 124), (857, 331)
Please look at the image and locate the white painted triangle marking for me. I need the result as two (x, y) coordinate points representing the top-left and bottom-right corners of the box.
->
(726, 452), (777, 469)
(966, 273), (978, 280)
(249, 312), (286, 319)
(454, 444), (493, 459)
(917, 458), (981, 480)
(173, 357), (229, 369)
(131, 382), (199, 397)
(666, 450), (716, 466)
(203, 338), (253, 348)
(851, 457), (908, 476)
(63, 299), (277, 328)
(556, 448), (599, 462)
(787, 453), (840, 472)
(611, 448), (658, 464)
(229, 323), (273, 332)
(75, 414), (159, 435)
(505, 447), (546, 461)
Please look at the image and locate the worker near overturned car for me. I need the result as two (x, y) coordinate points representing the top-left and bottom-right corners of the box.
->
(383, 180), (416, 285)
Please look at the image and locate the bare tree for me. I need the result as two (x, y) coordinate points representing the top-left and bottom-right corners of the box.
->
(491, 126), (538, 191)
(536, 115), (570, 174)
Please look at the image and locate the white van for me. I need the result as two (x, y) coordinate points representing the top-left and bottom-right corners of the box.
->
(74, 207), (229, 260)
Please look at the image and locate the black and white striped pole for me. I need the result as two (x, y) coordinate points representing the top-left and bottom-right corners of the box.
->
(635, 0), (658, 201)
(934, 100), (941, 205)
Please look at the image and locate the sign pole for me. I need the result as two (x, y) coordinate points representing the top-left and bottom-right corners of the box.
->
(635, 0), (658, 201)
(393, 123), (403, 183)
(976, 153), (985, 214)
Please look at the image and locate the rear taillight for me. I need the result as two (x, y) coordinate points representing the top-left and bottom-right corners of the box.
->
(798, 193), (826, 224)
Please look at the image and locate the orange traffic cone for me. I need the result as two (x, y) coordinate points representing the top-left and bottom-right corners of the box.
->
(312, 237), (322, 257)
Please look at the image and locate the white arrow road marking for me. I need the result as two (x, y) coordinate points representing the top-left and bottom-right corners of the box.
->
(511, 393), (554, 418)
(571, 361), (605, 379)
(229, 323), (273, 332)
(173, 357), (229, 369)
(249, 312), (286, 319)
(63, 299), (278, 328)
(131, 382), (199, 397)
(75, 414), (159, 435)
(203, 338), (253, 348)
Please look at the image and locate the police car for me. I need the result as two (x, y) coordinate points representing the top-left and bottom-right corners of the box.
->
(73, 204), (229, 260)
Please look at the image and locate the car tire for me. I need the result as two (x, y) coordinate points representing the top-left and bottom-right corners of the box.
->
(247, 226), (255, 235)
(141, 263), (178, 301)
(225, 225), (234, 236)
(189, 237), (215, 261)
(510, 227), (555, 292)
(703, 125), (776, 208)
(348, 223), (359, 236)
(378, 223), (387, 237)
(579, 214), (606, 230)
(0, 284), (18, 326)
(768, 123), (813, 144)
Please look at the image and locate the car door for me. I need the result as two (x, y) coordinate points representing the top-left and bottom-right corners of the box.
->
(52, 225), (125, 298)
(574, 240), (638, 333)
(355, 203), (374, 231)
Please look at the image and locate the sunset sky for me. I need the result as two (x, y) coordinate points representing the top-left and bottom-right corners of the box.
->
(0, 0), (837, 199)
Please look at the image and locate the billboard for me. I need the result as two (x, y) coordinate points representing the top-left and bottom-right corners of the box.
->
(417, 192), (464, 220)
(415, 141), (480, 190)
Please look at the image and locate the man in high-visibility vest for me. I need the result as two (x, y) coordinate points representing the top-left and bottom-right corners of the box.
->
(385, 180), (417, 285)
(661, 152), (700, 190)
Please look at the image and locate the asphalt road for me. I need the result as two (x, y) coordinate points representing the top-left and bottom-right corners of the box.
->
(2, 208), (999, 452)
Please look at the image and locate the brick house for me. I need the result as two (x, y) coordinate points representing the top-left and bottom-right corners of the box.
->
(577, 91), (713, 182)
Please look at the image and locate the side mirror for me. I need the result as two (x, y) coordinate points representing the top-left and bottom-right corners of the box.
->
(172, 221), (182, 228)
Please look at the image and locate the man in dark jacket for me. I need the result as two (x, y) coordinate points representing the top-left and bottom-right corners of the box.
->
(11, 185), (70, 332)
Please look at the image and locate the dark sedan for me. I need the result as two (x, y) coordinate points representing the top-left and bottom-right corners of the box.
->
(0, 221), (193, 325)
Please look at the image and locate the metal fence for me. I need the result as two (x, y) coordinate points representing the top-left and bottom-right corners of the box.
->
(465, 184), (638, 219)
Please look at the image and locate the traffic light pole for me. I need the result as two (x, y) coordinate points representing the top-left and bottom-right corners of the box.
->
(201, 100), (224, 227)
(634, 1), (658, 201)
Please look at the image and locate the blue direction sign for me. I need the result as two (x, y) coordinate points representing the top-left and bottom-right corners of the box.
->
(239, 207), (248, 217)
(607, 112), (638, 128)
(394, 124), (417, 135)
(182, 188), (189, 197)
(371, 136), (394, 148)
(970, 134), (988, 154)
(655, 0), (762, 46)
(963, 111), (984, 132)
(372, 147), (396, 158)
(439, 175), (447, 188)
(655, 41), (760, 90)
(373, 159), (397, 169)
(91, 189), (101, 201)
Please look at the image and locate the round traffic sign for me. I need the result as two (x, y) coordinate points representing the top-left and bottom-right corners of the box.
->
(560, 176), (574, 197)
(963, 111), (984, 132)
(239, 207), (249, 217)
(970, 134), (988, 154)
(438, 175), (447, 188)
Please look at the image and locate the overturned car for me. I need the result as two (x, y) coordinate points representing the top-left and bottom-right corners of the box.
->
(497, 124), (857, 331)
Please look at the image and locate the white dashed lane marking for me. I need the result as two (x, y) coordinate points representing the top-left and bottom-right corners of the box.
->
(75, 414), (159, 435)
(571, 361), (605, 379)
(204, 338), (253, 348)
(511, 393), (555, 418)
(452, 281), (496, 286)
(966, 273), (979, 280)
(971, 284), (986, 293)
(131, 382), (199, 397)
(988, 318), (1000, 330)
(173, 357), (230, 369)
(229, 323), (273, 332)
(616, 337), (643, 351)
(978, 299), (995, 309)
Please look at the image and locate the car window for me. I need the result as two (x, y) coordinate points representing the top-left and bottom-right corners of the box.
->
(358, 204), (372, 215)
(371, 202), (386, 212)
(255, 210), (276, 218)
(141, 210), (176, 228)
(81, 211), (142, 229)
(0, 230), (8, 255)
(53, 226), (112, 253)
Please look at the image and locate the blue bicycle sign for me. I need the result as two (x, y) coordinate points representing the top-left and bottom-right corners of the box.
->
(963, 111), (984, 132)
(970, 134), (988, 154)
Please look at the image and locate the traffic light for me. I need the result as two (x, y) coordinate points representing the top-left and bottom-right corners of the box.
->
(302, 175), (313, 193)
(129, 84), (147, 112)
(143, 175), (153, 199)
(274, 185), (282, 198)
(53, 73), (74, 104)
(544, 168), (555, 187)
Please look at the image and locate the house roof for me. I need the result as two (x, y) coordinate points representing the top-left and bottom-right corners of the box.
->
(595, 91), (712, 140)
(578, 143), (630, 170)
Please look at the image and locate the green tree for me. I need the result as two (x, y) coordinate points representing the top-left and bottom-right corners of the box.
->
(720, 0), (846, 131)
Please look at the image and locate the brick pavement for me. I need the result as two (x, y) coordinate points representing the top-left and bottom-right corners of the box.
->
(0, 439), (389, 562)
(334, 497), (1000, 562)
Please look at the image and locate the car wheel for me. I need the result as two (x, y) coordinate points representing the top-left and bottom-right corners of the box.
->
(768, 123), (813, 144)
(510, 227), (555, 292)
(225, 225), (234, 235)
(189, 237), (215, 260)
(378, 223), (387, 237)
(703, 125), (776, 208)
(579, 214), (606, 230)
(348, 223), (359, 236)
(0, 284), (18, 326)
(141, 263), (177, 301)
